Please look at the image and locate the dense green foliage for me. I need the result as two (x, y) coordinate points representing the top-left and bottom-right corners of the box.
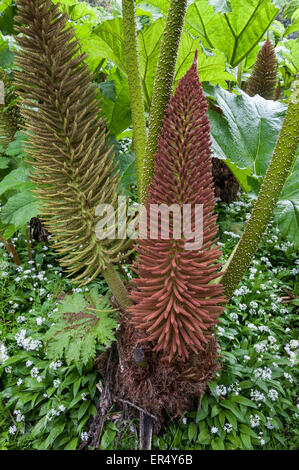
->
(0, 0), (298, 451)
(0, 194), (298, 450)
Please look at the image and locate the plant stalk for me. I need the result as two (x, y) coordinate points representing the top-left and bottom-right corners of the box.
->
(102, 263), (132, 308)
(237, 60), (243, 88)
(140, 0), (188, 204)
(0, 235), (21, 266)
(221, 76), (299, 300)
(122, 0), (147, 202)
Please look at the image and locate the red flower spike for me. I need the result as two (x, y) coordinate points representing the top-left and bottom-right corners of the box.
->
(129, 53), (226, 362)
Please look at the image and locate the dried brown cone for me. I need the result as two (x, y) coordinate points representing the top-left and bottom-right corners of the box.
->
(129, 53), (226, 363)
(14, 0), (130, 284)
(246, 34), (278, 100)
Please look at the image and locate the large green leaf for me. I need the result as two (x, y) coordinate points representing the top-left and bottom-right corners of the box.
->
(208, 86), (286, 187)
(284, 7), (299, 36)
(136, 0), (169, 15)
(175, 36), (236, 86)
(0, 47), (14, 68)
(81, 18), (126, 74)
(0, 3), (16, 35)
(138, 17), (164, 108)
(99, 70), (131, 136)
(1, 190), (39, 229)
(208, 0), (232, 14)
(44, 290), (117, 365)
(138, 18), (236, 108)
(185, 0), (279, 66)
(208, 85), (299, 247)
(0, 167), (33, 196)
(0, 1), (13, 14)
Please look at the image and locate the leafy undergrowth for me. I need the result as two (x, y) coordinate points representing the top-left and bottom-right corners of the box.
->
(0, 193), (298, 450)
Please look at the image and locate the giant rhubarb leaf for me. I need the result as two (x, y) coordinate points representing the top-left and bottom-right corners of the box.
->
(185, 0), (279, 67)
(207, 86), (287, 189)
(129, 53), (226, 362)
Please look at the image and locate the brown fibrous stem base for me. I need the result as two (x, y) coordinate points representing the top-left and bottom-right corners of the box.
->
(80, 301), (220, 450)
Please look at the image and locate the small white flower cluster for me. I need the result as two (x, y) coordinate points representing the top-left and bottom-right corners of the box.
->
(215, 385), (227, 397)
(254, 367), (272, 381)
(260, 256), (272, 268)
(226, 382), (242, 396)
(45, 405), (66, 422)
(249, 267), (258, 280)
(249, 414), (260, 428)
(49, 360), (62, 371)
(284, 340), (298, 365)
(268, 335), (276, 344)
(17, 316), (26, 324)
(30, 366), (43, 382)
(258, 435), (266, 446)
(15, 329), (42, 351)
(8, 425), (17, 435)
(0, 260), (9, 270)
(250, 389), (266, 403)
(53, 379), (61, 388)
(14, 409), (25, 423)
(249, 301), (258, 310)
(233, 285), (250, 297)
(0, 341), (9, 364)
(216, 326), (225, 337)
(270, 303), (278, 312)
(210, 426), (218, 435)
(268, 389), (279, 401)
(223, 230), (240, 239)
(81, 432), (89, 441)
(223, 423), (233, 433)
(283, 372), (294, 383)
(229, 312), (239, 322)
(73, 287), (84, 293)
(279, 241), (294, 252)
(253, 343), (267, 354)
(266, 417), (275, 429)
(36, 316), (45, 326)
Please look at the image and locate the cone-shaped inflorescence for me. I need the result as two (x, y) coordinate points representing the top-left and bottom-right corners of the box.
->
(246, 34), (278, 100)
(129, 53), (226, 362)
(14, 0), (129, 284)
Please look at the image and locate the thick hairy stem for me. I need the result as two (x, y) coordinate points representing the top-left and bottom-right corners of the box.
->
(222, 76), (299, 300)
(102, 263), (132, 308)
(140, 0), (188, 204)
(122, 0), (147, 201)
(237, 61), (243, 88)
